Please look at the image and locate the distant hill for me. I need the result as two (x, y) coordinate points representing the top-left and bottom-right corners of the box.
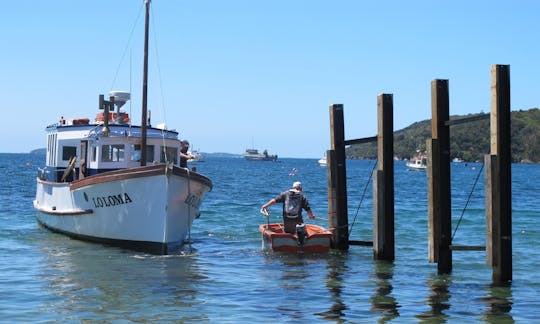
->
(347, 108), (540, 163)
(30, 148), (46, 155)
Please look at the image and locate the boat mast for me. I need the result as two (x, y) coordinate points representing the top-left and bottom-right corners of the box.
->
(140, 0), (150, 166)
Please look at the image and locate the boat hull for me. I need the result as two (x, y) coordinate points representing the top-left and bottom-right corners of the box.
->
(259, 223), (332, 253)
(34, 164), (212, 254)
(406, 162), (427, 171)
(244, 155), (277, 161)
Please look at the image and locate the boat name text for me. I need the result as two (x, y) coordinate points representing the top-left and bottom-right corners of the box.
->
(91, 193), (133, 208)
(185, 194), (202, 209)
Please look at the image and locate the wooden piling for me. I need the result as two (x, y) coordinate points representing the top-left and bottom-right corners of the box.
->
(427, 79), (452, 273)
(373, 94), (395, 260)
(329, 104), (349, 250)
(427, 139), (439, 262)
(486, 64), (512, 283)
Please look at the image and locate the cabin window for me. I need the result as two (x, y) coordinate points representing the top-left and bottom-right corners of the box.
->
(62, 146), (77, 161)
(160, 146), (178, 164)
(131, 144), (154, 163)
(47, 134), (57, 166)
(91, 146), (97, 162)
(101, 144), (125, 162)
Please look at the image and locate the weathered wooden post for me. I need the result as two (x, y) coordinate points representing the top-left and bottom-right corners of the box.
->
(485, 64), (512, 283)
(329, 104), (349, 250)
(373, 94), (395, 260)
(427, 79), (452, 273)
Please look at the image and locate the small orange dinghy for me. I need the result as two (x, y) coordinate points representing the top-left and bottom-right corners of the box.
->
(259, 223), (332, 253)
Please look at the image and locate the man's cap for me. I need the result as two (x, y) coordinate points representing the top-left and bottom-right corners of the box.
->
(181, 140), (190, 145)
(292, 181), (302, 189)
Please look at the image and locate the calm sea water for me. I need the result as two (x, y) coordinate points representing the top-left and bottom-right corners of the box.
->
(1, 152), (539, 323)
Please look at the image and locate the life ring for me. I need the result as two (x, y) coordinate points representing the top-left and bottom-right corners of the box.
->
(95, 112), (116, 122)
(95, 112), (130, 123)
(72, 118), (90, 125)
(120, 112), (130, 123)
(95, 112), (106, 122)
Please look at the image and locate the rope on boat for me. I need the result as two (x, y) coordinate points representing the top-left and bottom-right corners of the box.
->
(348, 159), (378, 237)
(451, 163), (485, 241)
(186, 168), (192, 249)
(109, 3), (145, 92)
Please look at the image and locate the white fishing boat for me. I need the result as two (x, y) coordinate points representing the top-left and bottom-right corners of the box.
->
(33, 0), (212, 254)
(406, 154), (428, 171)
(188, 149), (205, 162)
(243, 148), (278, 161)
(318, 154), (327, 166)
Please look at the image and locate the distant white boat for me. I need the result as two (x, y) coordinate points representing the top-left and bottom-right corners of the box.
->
(406, 154), (427, 171)
(188, 149), (205, 162)
(318, 154), (327, 166)
(244, 148), (278, 161)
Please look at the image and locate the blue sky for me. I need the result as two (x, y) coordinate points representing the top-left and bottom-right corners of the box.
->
(1, 1), (539, 158)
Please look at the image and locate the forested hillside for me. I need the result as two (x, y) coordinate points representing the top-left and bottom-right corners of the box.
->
(347, 108), (540, 163)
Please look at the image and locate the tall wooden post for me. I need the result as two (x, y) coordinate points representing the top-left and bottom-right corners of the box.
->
(428, 79), (452, 273)
(486, 64), (512, 283)
(373, 94), (394, 260)
(329, 104), (349, 250)
(427, 138), (439, 262)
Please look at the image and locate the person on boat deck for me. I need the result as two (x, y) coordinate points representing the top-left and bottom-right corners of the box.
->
(261, 181), (315, 234)
(179, 140), (194, 168)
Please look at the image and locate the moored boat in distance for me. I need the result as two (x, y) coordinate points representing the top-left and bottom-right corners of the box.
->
(33, 0), (212, 255)
(406, 154), (428, 171)
(318, 153), (327, 166)
(243, 148), (278, 161)
(188, 149), (205, 162)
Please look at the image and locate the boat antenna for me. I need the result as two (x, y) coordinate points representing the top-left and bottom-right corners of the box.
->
(140, 0), (150, 166)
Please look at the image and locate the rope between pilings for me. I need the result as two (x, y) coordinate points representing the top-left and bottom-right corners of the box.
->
(348, 159), (378, 237)
(451, 162), (485, 241)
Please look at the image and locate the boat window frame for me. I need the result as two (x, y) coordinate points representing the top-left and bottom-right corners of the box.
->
(101, 144), (126, 162)
(131, 144), (155, 163)
(62, 145), (77, 161)
(160, 146), (178, 164)
(91, 145), (97, 162)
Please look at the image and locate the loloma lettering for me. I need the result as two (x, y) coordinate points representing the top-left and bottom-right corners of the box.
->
(92, 193), (133, 208)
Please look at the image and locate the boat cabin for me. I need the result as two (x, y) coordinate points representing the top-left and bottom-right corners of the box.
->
(39, 92), (183, 183)
(40, 123), (182, 183)
(39, 119), (180, 182)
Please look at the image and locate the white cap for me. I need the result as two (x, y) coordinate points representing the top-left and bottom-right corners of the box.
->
(292, 181), (302, 189)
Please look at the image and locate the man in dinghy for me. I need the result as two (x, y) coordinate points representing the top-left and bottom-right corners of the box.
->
(261, 181), (316, 235)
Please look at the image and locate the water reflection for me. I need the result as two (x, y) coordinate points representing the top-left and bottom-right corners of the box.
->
(37, 236), (206, 322)
(480, 283), (514, 323)
(316, 254), (348, 321)
(267, 254), (313, 321)
(370, 260), (400, 321)
(416, 274), (451, 322)
(264, 252), (350, 322)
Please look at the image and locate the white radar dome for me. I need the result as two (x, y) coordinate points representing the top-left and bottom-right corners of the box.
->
(109, 91), (131, 109)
